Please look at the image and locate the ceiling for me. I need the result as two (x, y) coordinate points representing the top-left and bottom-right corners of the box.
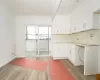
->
(15, 0), (81, 16)
(57, 0), (81, 15)
(15, 0), (58, 16)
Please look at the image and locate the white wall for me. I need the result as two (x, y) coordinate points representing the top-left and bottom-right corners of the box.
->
(0, 0), (16, 67)
(15, 16), (51, 57)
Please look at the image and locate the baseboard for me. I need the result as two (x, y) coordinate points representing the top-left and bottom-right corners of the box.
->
(53, 57), (68, 60)
(16, 55), (26, 58)
(0, 57), (16, 68)
(67, 58), (76, 66)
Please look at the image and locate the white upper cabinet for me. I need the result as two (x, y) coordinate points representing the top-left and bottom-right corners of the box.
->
(70, 0), (100, 33)
(93, 13), (100, 29)
(70, 7), (94, 33)
(52, 15), (71, 34)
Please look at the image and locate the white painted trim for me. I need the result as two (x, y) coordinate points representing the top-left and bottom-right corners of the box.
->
(67, 58), (76, 66)
(53, 57), (68, 60)
(0, 58), (15, 68)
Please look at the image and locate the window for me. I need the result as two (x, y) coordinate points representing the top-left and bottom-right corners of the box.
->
(26, 25), (38, 40)
(27, 26), (36, 34)
(26, 25), (51, 40)
(49, 27), (51, 39)
(39, 27), (48, 40)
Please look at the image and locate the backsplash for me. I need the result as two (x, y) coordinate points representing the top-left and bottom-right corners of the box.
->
(52, 29), (100, 45)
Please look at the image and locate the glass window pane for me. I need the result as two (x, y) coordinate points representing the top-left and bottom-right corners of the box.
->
(49, 27), (51, 35)
(27, 26), (36, 34)
(39, 34), (48, 40)
(49, 27), (51, 39)
(28, 35), (36, 39)
(39, 27), (48, 34)
(39, 37), (48, 40)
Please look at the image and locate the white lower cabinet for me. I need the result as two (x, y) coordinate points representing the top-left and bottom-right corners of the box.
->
(84, 46), (99, 75)
(68, 44), (99, 75)
(52, 43), (70, 59)
(52, 42), (99, 75)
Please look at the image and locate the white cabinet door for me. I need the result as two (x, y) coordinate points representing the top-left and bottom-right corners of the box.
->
(70, 11), (82, 33)
(68, 44), (75, 64)
(93, 14), (100, 29)
(52, 27), (58, 34)
(52, 15), (71, 34)
(57, 16), (66, 34)
(52, 15), (66, 34)
(84, 46), (99, 75)
(63, 15), (71, 34)
(65, 43), (72, 58)
(52, 17), (59, 34)
(52, 43), (68, 59)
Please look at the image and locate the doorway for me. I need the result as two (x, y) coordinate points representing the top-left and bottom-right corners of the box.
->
(25, 25), (51, 57)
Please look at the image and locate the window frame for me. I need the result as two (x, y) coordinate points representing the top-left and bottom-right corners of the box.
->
(26, 25), (51, 40)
